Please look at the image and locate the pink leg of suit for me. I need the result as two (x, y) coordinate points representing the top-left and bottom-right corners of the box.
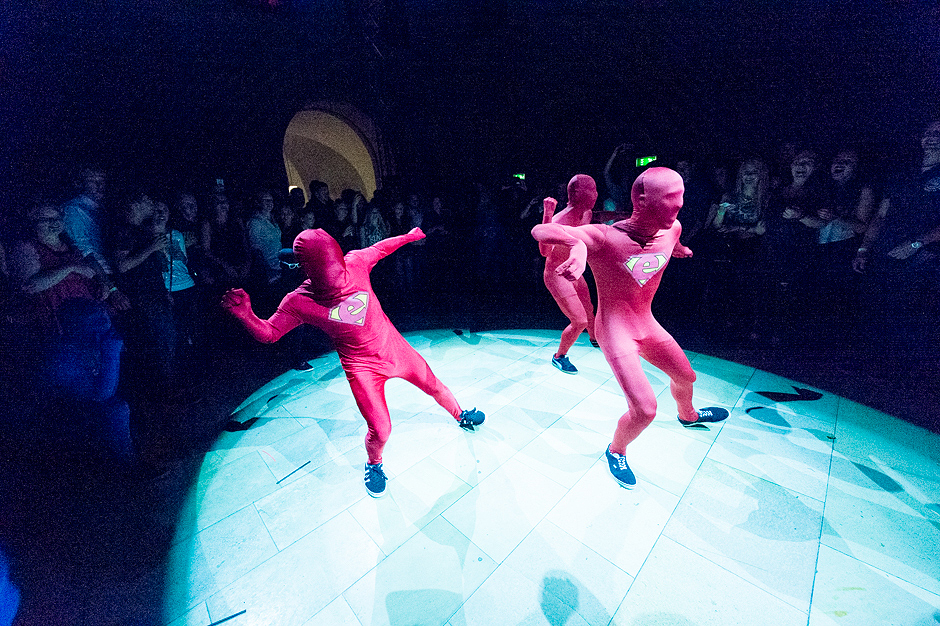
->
(542, 174), (599, 357)
(222, 228), (467, 467)
(532, 167), (703, 456)
(545, 272), (596, 356)
(349, 342), (461, 464)
(606, 336), (696, 454)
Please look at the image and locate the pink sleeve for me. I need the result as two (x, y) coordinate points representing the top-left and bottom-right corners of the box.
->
(240, 294), (305, 343)
(356, 231), (425, 269)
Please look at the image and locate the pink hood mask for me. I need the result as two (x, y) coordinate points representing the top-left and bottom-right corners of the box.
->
(293, 229), (349, 298)
(567, 174), (598, 212)
(626, 167), (684, 236)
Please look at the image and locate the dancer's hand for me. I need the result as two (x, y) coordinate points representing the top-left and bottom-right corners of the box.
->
(555, 255), (585, 281)
(672, 243), (693, 258)
(408, 227), (425, 239)
(221, 288), (252, 318)
(543, 197), (557, 218)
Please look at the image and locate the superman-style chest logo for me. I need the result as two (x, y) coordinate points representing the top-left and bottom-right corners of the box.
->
(328, 291), (370, 326)
(624, 253), (668, 286)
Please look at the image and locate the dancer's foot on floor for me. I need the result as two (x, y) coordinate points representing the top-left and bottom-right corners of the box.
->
(458, 408), (485, 431)
(678, 407), (729, 428)
(552, 354), (578, 374)
(364, 462), (387, 497)
(605, 445), (636, 489)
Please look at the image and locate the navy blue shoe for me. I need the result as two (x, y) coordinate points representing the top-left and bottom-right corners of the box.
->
(678, 407), (730, 428)
(605, 445), (636, 489)
(552, 354), (578, 374)
(458, 408), (485, 431)
(364, 462), (387, 498)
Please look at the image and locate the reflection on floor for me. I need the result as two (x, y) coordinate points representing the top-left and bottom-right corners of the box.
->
(163, 329), (940, 626)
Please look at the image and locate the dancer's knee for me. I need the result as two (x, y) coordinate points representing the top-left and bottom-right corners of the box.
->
(366, 420), (391, 447)
(629, 397), (658, 426)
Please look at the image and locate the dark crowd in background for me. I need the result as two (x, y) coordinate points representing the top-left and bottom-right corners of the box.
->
(1, 117), (938, 459)
(0, 116), (938, 625)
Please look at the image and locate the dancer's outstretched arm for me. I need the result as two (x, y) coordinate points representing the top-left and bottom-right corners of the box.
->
(357, 227), (425, 268)
(532, 223), (603, 282)
(222, 288), (302, 343)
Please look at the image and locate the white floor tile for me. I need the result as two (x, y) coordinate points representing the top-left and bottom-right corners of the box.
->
(164, 505), (279, 622)
(161, 330), (935, 626)
(164, 602), (210, 626)
(347, 456), (471, 555)
(707, 408), (834, 500)
(430, 406), (541, 483)
(514, 418), (611, 489)
(627, 423), (712, 497)
(188, 451), (279, 536)
(442, 457), (569, 562)
(454, 563), (592, 626)
(501, 519), (633, 625)
(301, 596), (363, 626)
(834, 398), (940, 481)
(662, 459), (824, 611)
(254, 447), (366, 549)
(611, 536), (810, 626)
(204, 511), (381, 626)
(342, 516), (497, 626)
(739, 369), (839, 427)
(546, 459), (680, 577)
(821, 455), (940, 595)
(809, 544), (940, 626)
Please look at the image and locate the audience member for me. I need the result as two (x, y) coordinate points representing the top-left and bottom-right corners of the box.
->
(808, 149), (876, 326)
(152, 201), (204, 385)
(276, 199), (302, 250)
(853, 120), (940, 384)
(700, 157), (768, 337)
(61, 166), (112, 274)
(305, 180), (332, 226)
(762, 149), (825, 342)
(110, 190), (177, 398)
(246, 190), (283, 289)
(199, 193), (251, 289)
(8, 204), (124, 340)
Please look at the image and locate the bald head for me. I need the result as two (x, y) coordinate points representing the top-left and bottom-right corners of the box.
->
(567, 174), (598, 212)
(629, 167), (684, 234)
(293, 229), (348, 297)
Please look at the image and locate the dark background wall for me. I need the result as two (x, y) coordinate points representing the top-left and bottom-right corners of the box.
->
(1, 0), (938, 205)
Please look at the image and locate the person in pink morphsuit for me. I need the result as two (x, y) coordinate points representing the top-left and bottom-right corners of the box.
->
(221, 227), (484, 498)
(539, 174), (599, 374)
(532, 167), (728, 488)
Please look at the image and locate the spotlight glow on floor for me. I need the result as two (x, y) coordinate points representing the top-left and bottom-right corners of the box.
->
(163, 329), (940, 626)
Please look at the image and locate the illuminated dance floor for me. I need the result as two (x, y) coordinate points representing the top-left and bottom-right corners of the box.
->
(162, 329), (940, 626)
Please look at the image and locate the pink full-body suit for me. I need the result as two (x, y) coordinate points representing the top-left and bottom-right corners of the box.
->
(221, 228), (464, 464)
(532, 168), (699, 453)
(540, 174), (598, 357)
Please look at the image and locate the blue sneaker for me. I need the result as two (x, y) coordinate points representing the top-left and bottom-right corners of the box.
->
(678, 407), (730, 428)
(364, 462), (387, 498)
(458, 408), (485, 431)
(552, 354), (578, 374)
(605, 445), (636, 489)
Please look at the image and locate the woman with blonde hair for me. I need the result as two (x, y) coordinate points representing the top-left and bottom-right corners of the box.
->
(699, 157), (770, 338)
